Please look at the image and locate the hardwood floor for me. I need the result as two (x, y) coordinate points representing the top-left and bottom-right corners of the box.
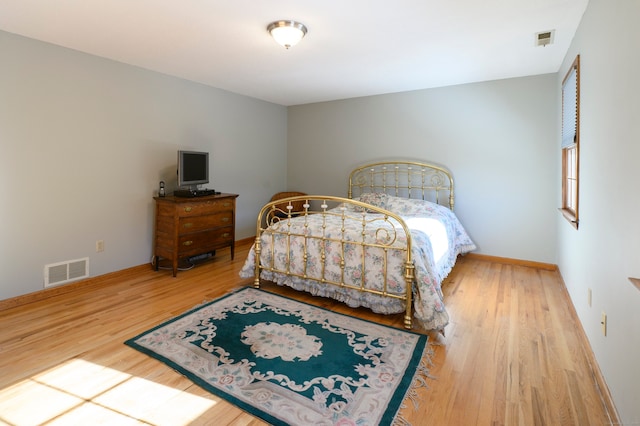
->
(0, 240), (619, 425)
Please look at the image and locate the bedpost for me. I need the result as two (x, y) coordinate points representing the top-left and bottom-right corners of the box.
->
(403, 260), (415, 329)
(253, 234), (262, 288)
(253, 202), (264, 290)
(449, 174), (455, 211)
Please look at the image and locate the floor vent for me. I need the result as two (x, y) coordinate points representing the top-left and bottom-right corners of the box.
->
(44, 257), (90, 288)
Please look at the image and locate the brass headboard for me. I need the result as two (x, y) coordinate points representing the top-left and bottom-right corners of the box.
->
(348, 160), (455, 210)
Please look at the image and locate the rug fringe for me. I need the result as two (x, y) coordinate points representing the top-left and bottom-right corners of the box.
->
(393, 343), (436, 426)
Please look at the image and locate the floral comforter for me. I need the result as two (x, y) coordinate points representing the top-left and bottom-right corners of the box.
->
(240, 193), (476, 331)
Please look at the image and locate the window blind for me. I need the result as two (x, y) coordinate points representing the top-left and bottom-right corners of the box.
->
(562, 67), (578, 148)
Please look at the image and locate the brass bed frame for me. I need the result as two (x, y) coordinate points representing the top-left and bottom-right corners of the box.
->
(252, 160), (454, 329)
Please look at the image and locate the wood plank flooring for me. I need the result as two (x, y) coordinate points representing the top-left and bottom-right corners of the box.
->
(0, 240), (618, 425)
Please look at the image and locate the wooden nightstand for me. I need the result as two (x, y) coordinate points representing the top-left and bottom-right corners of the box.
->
(153, 193), (238, 276)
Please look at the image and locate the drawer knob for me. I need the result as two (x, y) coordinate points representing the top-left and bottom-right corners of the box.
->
(183, 223), (193, 228)
(184, 206), (192, 212)
(222, 217), (229, 222)
(223, 203), (230, 207)
(223, 233), (230, 238)
(183, 241), (193, 246)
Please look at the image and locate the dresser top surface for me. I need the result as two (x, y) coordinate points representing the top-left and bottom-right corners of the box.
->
(154, 193), (238, 203)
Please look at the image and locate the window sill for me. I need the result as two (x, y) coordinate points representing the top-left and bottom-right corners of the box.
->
(559, 208), (579, 229)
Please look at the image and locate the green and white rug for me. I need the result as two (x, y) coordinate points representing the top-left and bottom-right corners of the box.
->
(125, 287), (430, 426)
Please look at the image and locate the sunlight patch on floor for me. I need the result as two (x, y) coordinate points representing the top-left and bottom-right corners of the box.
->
(0, 358), (217, 425)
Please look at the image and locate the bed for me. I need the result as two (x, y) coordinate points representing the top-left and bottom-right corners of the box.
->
(239, 161), (476, 331)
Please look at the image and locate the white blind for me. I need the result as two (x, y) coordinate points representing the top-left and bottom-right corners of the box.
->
(562, 67), (577, 148)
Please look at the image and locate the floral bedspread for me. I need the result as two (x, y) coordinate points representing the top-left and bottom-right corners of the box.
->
(240, 194), (476, 331)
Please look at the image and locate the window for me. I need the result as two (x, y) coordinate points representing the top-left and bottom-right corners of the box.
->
(561, 55), (580, 229)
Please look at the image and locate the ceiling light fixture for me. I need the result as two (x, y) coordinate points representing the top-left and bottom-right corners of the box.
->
(267, 20), (307, 49)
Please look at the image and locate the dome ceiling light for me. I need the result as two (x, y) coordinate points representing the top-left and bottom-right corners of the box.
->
(267, 20), (308, 49)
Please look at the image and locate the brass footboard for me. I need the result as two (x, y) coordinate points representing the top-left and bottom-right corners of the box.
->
(252, 196), (415, 329)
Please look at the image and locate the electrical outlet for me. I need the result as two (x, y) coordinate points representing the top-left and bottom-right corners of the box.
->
(588, 288), (592, 307)
(601, 311), (607, 336)
(96, 240), (104, 252)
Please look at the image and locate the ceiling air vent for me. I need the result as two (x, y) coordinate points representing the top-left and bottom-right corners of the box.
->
(44, 257), (89, 288)
(535, 30), (555, 47)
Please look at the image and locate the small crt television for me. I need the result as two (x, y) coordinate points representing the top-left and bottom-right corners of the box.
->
(177, 150), (209, 188)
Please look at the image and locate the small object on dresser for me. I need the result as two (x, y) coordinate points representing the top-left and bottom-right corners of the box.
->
(159, 181), (166, 197)
(174, 188), (218, 197)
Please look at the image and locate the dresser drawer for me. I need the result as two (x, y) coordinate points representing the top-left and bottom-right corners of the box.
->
(179, 212), (233, 233)
(178, 199), (235, 217)
(156, 202), (176, 219)
(178, 227), (234, 256)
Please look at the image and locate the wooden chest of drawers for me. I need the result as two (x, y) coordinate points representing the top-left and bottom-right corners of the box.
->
(153, 193), (238, 276)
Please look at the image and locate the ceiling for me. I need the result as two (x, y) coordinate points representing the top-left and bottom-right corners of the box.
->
(0, 0), (588, 106)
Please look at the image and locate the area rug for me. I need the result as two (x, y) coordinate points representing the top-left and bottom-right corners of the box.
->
(125, 287), (430, 426)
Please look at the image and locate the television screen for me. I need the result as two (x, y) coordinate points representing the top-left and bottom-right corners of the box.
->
(178, 150), (209, 188)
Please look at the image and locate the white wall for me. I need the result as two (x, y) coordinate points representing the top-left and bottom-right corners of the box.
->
(0, 30), (287, 300)
(287, 75), (558, 264)
(557, 0), (640, 423)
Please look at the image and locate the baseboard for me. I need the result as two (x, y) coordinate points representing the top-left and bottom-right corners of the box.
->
(464, 253), (557, 271)
(0, 246), (555, 311)
(236, 236), (255, 246)
(0, 264), (150, 312)
(468, 252), (619, 422)
(237, 236), (557, 272)
(1, 240), (258, 312)
(556, 276), (622, 425)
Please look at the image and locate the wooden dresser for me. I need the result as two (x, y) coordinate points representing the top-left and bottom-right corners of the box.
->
(153, 193), (239, 276)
